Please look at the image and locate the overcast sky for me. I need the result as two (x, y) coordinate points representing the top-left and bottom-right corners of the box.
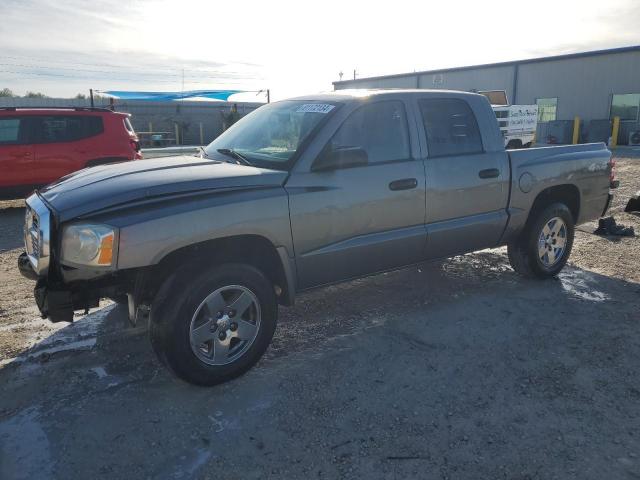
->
(1, 0), (639, 101)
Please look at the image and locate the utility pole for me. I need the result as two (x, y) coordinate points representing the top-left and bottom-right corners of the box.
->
(353, 69), (357, 80)
(89, 89), (94, 108)
(181, 68), (185, 100)
(267, 89), (270, 103)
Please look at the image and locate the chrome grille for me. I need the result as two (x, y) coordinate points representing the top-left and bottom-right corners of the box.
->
(30, 213), (40, 257)
(31, 230), (40, 258)
(24, 194), (50, 276)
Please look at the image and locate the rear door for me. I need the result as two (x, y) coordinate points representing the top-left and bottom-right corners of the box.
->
(31, 115), (103, 185)
(416, 97), (510, 259)
(0, 116), (35, 194)
(286, 99), (427, 289)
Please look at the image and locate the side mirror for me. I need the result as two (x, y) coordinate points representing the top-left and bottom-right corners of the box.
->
(312, 147), (368, 172)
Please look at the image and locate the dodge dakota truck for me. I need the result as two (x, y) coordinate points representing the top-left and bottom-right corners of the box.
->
(18, 90), (615, 385)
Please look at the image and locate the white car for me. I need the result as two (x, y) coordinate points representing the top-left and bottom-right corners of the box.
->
(493, 104), (538, 149)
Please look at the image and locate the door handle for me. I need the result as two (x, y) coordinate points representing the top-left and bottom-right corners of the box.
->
(389, 178), (418, 191)
(478, 168), (500, 179)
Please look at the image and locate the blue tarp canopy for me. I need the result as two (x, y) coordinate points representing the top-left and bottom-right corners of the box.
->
(98, 90), (245, 101)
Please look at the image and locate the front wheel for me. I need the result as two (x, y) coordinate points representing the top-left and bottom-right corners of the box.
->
(507, 203), (575, 278)
(150, 263), (277, 386)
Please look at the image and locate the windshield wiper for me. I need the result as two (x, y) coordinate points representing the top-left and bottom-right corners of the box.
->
(198, 146), (210, 158)
(216, 148), (253, 166)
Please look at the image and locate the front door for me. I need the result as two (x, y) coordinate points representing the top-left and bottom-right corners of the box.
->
(416, 97), (510, 259)
(286, 99), (427, 290)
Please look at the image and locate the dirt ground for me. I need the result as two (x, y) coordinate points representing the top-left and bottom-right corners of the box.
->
(0, 154), (638, 479)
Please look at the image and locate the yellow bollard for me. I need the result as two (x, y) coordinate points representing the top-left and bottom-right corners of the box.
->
(610, 116), (620, 148)
(572, 116), (580, 144)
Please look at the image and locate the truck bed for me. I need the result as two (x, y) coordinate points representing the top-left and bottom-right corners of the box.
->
(503, 142), (612, 241)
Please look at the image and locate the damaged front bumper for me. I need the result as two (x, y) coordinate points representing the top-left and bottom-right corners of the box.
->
(34, 280), (100, 323)
(18, 252), (39, 281)
(18, 252), (100, 323)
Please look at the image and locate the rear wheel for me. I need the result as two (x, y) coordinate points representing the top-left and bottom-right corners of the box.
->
(150, 263), (277, 386)
(507, 203), (574, 278)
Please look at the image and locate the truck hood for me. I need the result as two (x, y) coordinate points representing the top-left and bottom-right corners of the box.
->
(40, 156), (289, 221)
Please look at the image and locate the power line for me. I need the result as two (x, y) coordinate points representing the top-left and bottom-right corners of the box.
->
(0, 63), (261, 81)
(0, 54), (242, 70)
(0, 55), (261, 78)
(0, 69), (258, 86)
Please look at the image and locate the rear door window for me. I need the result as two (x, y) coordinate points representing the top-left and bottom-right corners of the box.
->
(35, 115), (104, 143)
(85, 116), (104, 137)
(418, 99), (483, 157)
(0, 117), (27, 144)
(328, 100), (411, 164)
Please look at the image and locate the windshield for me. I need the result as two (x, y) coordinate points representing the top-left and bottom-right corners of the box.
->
(204, 100), (339, 170)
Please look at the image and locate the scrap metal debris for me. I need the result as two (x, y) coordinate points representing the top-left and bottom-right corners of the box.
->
(625, 191), (640, 213)
(594, 216), (635, 237)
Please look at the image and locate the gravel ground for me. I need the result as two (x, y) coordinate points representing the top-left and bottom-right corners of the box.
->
(0, 154), (638, 479)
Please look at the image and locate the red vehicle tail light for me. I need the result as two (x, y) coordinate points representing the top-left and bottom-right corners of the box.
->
(130, 139), (141, 152)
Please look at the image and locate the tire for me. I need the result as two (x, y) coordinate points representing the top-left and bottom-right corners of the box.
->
(507, 203), (575, 278)
(150, 263), (277, 386)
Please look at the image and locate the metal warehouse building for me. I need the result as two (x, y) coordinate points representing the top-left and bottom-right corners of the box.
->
(333, 45), (640, 146)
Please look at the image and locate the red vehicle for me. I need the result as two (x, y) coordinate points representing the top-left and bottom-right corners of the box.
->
(0, 107), (142, 199)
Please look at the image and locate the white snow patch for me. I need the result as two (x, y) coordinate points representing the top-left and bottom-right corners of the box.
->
(0, 304), (115, 367)
(91, 366), (108, 379)
(559, 270), (610, 302)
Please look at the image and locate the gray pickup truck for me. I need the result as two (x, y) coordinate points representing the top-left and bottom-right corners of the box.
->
(18, 90), (615, 385)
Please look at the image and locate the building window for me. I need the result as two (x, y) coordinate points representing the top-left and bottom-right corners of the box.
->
(610, 93), (640, 121)
(536, 98), (557, 122)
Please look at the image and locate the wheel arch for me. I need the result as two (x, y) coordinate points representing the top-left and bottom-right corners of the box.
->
(148, 234), (295, 307)
(528, 184), (580, 226)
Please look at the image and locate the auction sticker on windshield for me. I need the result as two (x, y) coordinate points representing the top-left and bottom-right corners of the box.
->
(295, 104), (335, 114)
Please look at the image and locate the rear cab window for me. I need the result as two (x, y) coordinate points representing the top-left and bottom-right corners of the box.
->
(418, 98), (483, 157)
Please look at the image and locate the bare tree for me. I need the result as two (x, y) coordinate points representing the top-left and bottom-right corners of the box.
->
(0, 88), (16, 97)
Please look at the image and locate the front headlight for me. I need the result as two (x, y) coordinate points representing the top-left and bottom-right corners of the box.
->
(61, 224), (117, 267)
